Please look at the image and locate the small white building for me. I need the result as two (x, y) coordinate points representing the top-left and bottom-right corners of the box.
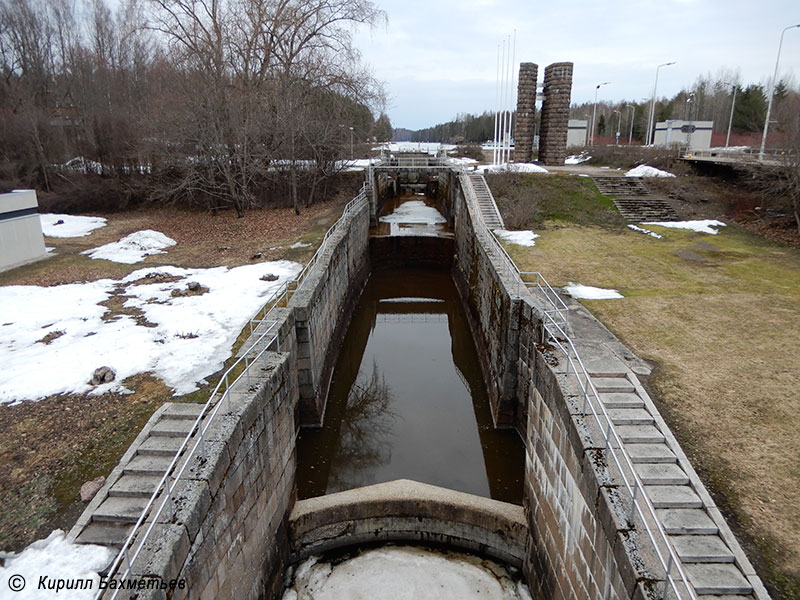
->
(567, 120), (588, 147)
(653, 120), (713, 151)
(1, 189), (47, 272)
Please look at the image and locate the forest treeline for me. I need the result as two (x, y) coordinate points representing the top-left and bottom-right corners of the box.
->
(405, 71), (799, 147)
(0, 0), (392, 214)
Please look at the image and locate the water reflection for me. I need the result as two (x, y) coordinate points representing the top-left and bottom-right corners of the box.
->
(296, 268), (523, 504)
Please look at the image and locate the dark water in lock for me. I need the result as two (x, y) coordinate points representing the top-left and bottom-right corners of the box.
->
(296, 267), (524, 504)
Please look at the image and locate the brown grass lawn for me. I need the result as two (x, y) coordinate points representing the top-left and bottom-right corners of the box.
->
(501, 222), (800, 598)
(0, 198), (348, 552)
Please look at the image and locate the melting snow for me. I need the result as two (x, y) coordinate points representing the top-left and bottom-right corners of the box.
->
(0, 530), (112, 600)
(628, 224), (663, 239)
(40, 214), (107, 238)
(564, 283), (624, 300)
(290, 241), (312, 249)
(283, 546), (531, 600)
(82, 230), (177, 264)
(380, 201), (446, 225)
(475, 163), (548, 174)
(642, 220), (726, 235)
(625, 165), (675, 178)
(565, 153), (591, 165)
(0, 261), (301, 404)
(494, 229), (539, 246)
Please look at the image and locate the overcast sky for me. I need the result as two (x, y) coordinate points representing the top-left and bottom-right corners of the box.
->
(352, 0), (800, 130)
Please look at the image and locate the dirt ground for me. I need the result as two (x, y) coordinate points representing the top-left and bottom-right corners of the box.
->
(499, 212), (800, 599)
(0, 197), (349, 552)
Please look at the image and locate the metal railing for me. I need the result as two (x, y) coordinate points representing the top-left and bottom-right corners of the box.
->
(96, 185), (370, 599)
(459, 173), (698, 600)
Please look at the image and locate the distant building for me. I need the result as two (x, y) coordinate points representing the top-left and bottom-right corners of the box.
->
(567, 120), (588, 147)
(1, 190), (47, 272)
(653, 120), (713, 151)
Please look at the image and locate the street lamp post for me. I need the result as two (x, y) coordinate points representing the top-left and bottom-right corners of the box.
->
(625, 104), (635, 145)
(349, 126), (354, 159)
(591, 82), (610, 146)
(583, 114), (592, 147)
(759, 24), (800, 161)
(646, 62), (676, 146)
(723, 82), (738, 150)
(613, 110), (621, 145)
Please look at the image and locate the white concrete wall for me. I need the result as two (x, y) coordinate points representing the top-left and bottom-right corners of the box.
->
(567, 119), (588, 147)
(654, 120), (713, 151)
(0, 190), (47, 272)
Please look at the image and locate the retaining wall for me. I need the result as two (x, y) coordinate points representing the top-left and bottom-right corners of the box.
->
(289, 201), (371, 425)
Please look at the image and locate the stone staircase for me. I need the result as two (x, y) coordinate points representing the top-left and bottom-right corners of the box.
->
(69, 403), (206, 550)
(587, 371), (763, 598)
(592, 176), (679, 222)
(468, 174), (505, 230)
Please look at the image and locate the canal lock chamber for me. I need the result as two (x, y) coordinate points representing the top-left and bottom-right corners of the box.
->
(287, 192), (530, 597)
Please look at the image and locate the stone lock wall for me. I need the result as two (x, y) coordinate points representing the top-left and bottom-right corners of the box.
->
(514, 63), (539, 164)
(538, 62), (574, 166)
(289, 201), (371, 425)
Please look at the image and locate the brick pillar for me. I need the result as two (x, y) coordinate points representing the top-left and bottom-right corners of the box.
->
(514, 62), (538, 164)
(538, 62), (573, 166)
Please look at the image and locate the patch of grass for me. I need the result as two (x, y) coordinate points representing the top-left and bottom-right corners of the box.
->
(501, 223), (800, 598)
(486, 173), (626, 229)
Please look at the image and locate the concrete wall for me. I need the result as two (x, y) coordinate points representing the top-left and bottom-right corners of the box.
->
(568, 119), (588, 148)
(288, 201), (371, 425)
(654, 120), (713, 151)
(0, 190), (47, 272)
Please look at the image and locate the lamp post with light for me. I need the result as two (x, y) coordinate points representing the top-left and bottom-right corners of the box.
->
(591, 82), (610, 146)
(613, 110), (621, 145)
(759, 24), (800, 161)
(646, 62), (676, 145)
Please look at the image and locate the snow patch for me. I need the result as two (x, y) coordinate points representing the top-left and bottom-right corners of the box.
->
(565, 153), (591, 165)
(642, 220), (726, 235)
(628, 224), (663, 239)
(82, 230), (177, 264)
(564, 283), (624, 300)
(475, 162), (548, 174)
(40, 214), (107, 238)
(290, 241), (312, 249)
(0, 530), (112, 600)
(284, 546), (529, 600)
(0, 261), (301, 403)
(379, 201), (446, 225)
(625, 165), (675, 178)
(494, 229), (539, 247)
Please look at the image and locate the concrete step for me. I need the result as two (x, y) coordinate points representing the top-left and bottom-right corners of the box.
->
(634, 463), (689, 485)
(646, 485), (703, 509)
(162, 403), (205, 419)
(150, 418), (196, 438)
(658, 509), (719, 535)
(608, 408), (654, 426)
(684, 564), (752, 595)
(124, 454), (174, 475)
(670, 535), (735, 563)
(599, 392), (645, 409)
(591, 377), (635, 393)
(626, 443), (677, 464)
(75, 522), (132, 548)
(92, 496), (150, 524)
(138, 436), (185, 456)
(616, 425), (665, 444)
(108, 474), (162, 498)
